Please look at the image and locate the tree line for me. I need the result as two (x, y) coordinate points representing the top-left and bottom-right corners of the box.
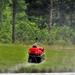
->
(0, 0), (75, 45)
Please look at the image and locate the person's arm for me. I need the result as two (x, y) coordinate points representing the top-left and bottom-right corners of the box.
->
(39, 48), (44, 52)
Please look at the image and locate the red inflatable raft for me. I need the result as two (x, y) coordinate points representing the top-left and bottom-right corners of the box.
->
(28, 43), (45, 63)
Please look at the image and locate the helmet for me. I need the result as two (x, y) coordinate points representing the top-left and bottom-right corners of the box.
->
(32, 43), (37, 48)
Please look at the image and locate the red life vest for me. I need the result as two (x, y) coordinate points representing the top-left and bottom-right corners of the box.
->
(29, 47), (44, 55)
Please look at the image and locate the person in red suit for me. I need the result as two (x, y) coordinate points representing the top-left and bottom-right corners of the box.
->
(29, 43), (44, 55)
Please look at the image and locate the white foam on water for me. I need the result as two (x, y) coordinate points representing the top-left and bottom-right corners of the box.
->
(7, 63), (34, 73)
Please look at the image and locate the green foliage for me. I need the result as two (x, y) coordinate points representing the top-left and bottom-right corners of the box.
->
(16, 15), (49, 44)
(0, 0), (75, 45)
(0, 1), (12, 43)
(50, 24), (75, 45)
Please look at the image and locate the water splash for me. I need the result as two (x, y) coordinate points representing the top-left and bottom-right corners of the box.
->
(7, 63), (34, 73)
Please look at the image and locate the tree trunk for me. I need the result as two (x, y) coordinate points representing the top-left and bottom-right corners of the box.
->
(49, 0), (53, 44)
(50, 0), (53, 32)
(59, 0), (65, 26)
(12, 0), (17, 43)
(70, 0), (74, 27)
(70, 10), (73, 27)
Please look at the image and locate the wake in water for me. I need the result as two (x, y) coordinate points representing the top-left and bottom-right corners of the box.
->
(7, 63), (34, 73)
(7, 61), (45, 73)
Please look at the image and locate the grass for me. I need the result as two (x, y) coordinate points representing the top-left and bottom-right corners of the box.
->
(0, 44), (75, 72)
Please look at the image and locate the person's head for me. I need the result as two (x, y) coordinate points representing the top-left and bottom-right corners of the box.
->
(32, 43), (37, 48)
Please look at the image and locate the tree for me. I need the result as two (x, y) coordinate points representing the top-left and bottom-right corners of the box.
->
(50, 0), (53, 32)
(47, 0), (53, 44)
(70, 0), (74, 27)
(12, 0), (17, 43)
(0, 0), (12, 43)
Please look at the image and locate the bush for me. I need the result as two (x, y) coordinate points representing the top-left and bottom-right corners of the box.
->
(49, 24), (75, 45)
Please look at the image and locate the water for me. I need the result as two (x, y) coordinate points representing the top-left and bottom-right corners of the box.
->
(8, 63), (34, 73)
